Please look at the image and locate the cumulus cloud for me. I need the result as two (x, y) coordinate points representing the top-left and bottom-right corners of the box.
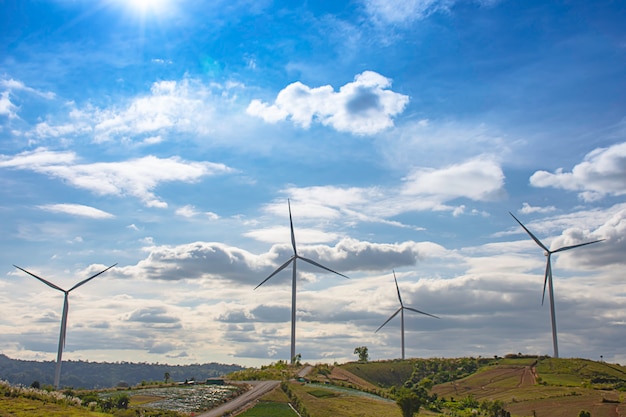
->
(530, 141), (626, 201)
(37, 203), (115, 219)
(26, 78), (240, 144)
(118, 241), (270, 282)
(114, 237), (446, 286)
(0, 148), (233, 208)
(247, 71), (409, 135)
(125, 307), (181, 325)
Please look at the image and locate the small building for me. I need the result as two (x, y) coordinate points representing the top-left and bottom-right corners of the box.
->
(205, 378), (225, 385)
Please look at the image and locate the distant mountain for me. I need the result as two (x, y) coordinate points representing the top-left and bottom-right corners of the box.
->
(0, 354), (245, 389)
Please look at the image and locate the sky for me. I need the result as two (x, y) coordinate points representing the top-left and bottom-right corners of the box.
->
(1, 0), (625, 370)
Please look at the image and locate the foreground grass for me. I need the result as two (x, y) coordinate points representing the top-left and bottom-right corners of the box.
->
(0, 395), (109, 417)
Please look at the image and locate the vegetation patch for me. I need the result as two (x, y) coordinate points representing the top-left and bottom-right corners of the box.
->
(536, 358), (626, 390)
(306, 388), (339, 398)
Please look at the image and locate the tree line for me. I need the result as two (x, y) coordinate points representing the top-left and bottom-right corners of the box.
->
(0, 354), (244, 389)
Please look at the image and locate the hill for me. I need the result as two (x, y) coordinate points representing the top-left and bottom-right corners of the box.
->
(0, 354), (244, 389)
(329, 356), (626, 417)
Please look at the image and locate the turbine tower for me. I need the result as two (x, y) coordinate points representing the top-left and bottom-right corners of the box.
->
(375, 270), (438, 360)
(255, 200), (348, 364)
(13, 263), (117, 388)
(510, 212), (603, 358)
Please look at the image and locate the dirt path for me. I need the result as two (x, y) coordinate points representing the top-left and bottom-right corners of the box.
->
(517, 366), (537, 388)
(195, 380), (280, 417)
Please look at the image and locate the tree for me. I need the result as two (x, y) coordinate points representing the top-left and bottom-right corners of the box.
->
(578, 411), (591, 417)
(164, 372), (170, 383)
(293, 354), (302, 366)
(396, 387), (421, 417)
(354, 346), (369, 362)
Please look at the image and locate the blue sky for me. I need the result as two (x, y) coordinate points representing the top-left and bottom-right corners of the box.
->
(1, 0), (625, 369)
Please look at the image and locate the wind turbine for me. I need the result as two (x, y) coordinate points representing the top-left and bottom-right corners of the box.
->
(13, 263), (117, 388)
(255, 200), (348, 364)
(375, 270), (438, 360)
(509, 212), (603, 358)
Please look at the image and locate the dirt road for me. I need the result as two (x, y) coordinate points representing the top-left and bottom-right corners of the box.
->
(195, 380), (280, 417)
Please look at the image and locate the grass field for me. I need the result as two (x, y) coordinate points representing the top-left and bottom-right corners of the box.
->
(339, 360), (414, 388)
(289, 382), (403, 417)
(237, 401), (298, 417)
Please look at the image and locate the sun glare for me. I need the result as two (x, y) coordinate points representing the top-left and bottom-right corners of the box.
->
(126, 0), (168, 15)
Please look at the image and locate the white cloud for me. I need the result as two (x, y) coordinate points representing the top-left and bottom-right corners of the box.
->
(0, 148), (76, 167)
(0, 91), (18, 119)
(1, 78), (55, 99)
(377, 118), (512, 170)
(26, 78), (241, 144)
(176, 205), (199, 218)
(361, 0), (499, 25)
(0, 148), (233, 207)
(176, 205), (220, 220)
(519, 202), (557, 214)
(363, 0), (453, 24)
(247, 71), (409, 135)
(530, 141), (626, 201)
(38, 203), (115, 219)
(263, 156), (505, 229)
(401, 156), (506, 201)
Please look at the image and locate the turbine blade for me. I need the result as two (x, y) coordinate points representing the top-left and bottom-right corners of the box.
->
(542, 256), (551, 306)
(254, 258), (295, 289)
(69, 263), (117, 292)
(288, 199), (297, 255)
(404, 306), (439, 319)
(393, 270), (403, 306)
(13, 265), (65, 292)
(552, 239), (604, 254)
(298, 256), (349, 279)
(375, 308), (401, 333)
(509, 212), (549, 252)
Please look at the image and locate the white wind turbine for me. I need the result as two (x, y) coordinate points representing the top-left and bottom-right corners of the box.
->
(255, 200), (348, 364)
(510, 212), (603, 358)
(13, 263), (117, 388)
(376, 270), (438, 360)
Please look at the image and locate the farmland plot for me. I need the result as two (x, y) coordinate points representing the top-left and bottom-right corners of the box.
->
(103, 384), (243, 414)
